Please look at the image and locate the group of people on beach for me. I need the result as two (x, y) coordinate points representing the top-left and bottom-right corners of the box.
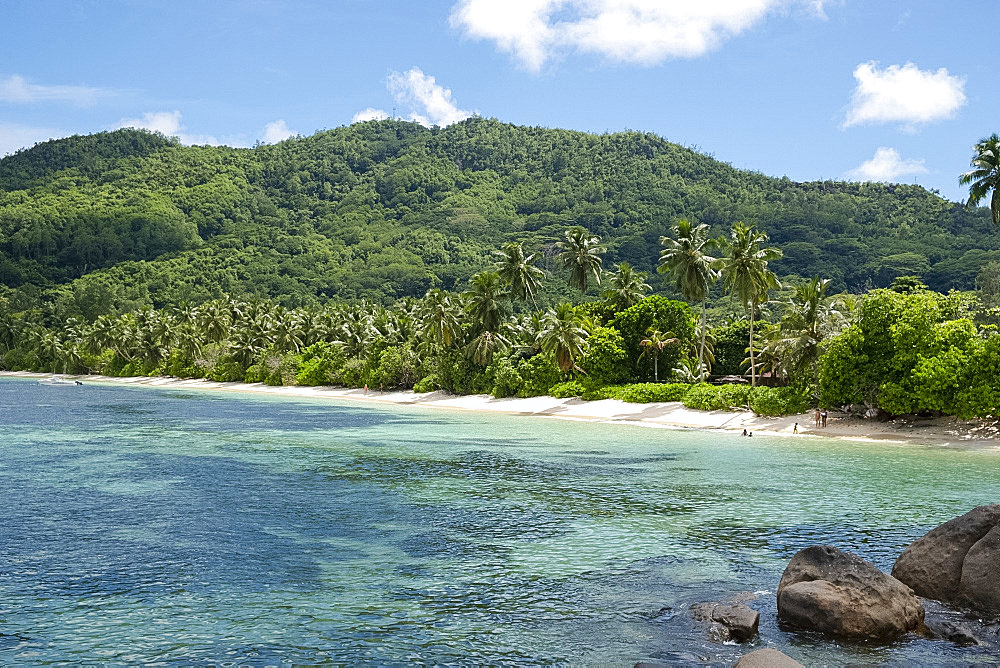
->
(742, 409), (828, 438)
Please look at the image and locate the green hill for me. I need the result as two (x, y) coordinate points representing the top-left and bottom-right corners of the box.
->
(0, 118), (993, 318)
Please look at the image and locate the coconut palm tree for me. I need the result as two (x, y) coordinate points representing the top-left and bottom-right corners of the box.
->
(658, 219), (719, 378)
(538, 302), (590, 373)
(465, 329), (511, 366)
(418, 289), (464, 349)
(960, 133), (1000, 225)
(718, 222), (782, 386)
(639, 328), (679, 383)
(464, 270), (507, 333)
(495, 242), (544, 307)
(602, 262), (651, 311)
(197, 300), (231, 343)
(771, 276), (848, 383)
(557, 226), (606, 295)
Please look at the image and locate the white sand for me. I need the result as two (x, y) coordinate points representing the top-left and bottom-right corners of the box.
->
(7, 370), (1000, 449)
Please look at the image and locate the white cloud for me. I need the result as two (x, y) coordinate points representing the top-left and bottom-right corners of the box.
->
(0, 74), (108, 106)
(352, 107), (390, 123)
(261, 119), (295, 143)
(386, 68), (472, 127)
(0, 122), (68, 157)
(844, 61), (966, 128)
(116, 110), (220, 145)
(845, 147), (928, 182)
(450, 0), (827, 71)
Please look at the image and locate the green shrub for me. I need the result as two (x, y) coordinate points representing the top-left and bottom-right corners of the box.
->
(207, 357), (244, 382)
(550, 380), (585, 398)
(2, 348), (40, 372)
(370, 345), (417, 389)
(579, 327), (629, 385)
(488, 357), (522, 398)
(340, 358), (367, 387)
(119, 360), (145, 377)
(516, 355), (561, 397)
(717, 383), (752, 409)
(296, 356), (331, 386)
(749, 386), (810, 416)
(295, 342), (346, 386)
(244, 364), (265, 383)
(617, 382), (692, 403)
(413, 374), (439, 393)
(581, 384), (624, 401)
(682, 383), (728, 411)
(436, 350), (489, 394)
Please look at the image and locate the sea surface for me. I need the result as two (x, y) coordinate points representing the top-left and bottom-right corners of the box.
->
(2, 377), (999, 666)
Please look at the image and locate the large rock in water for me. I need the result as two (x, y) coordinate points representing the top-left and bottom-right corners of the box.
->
(733, 649), (804, 668)
(690, 602), (759, 642)
(777, 545), (924, 638)
(892, 504), (1000, 614)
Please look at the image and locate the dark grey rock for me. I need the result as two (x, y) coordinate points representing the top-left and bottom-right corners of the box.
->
(691, 602), (759, 642)
(924, 618), (980, 646)
(959, 524), (1000, 614)
(778, 545), (924, 638)
(733, 648), (804, 668)
(892, 504), (1000, 615)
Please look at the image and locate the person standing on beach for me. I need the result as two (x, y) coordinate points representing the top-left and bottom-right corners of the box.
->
(814, 409), (821, 428)
(821, 410), (828, 428)
(793, 423), (798, 433)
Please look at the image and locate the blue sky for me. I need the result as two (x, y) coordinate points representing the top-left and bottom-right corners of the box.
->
(0, 0), (993, 202)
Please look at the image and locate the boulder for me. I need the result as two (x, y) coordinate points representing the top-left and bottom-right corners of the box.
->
(923, 618), (979, 646)
(733, 648), (804, 668)
(892, 504), (1000, 613)
(690, 602), (759, 642)
(777, 545), (924, 638)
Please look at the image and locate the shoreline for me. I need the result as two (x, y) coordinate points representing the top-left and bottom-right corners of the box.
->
(6, 370), (1000, 450)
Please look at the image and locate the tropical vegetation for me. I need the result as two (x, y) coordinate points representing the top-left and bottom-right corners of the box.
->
(3, 122), (1000, 420)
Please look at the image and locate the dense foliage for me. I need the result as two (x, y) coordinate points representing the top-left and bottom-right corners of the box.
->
(818, 289), (1000, 418)
(0, 119), (996, 321)
(3, 120), (1000, 420)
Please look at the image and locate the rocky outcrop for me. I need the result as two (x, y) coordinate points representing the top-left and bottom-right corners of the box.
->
(777, 545), (924, 638)
(892, 504), (1000, 614)
(733, 649), (804, 668)
(690, 602), (759, 642)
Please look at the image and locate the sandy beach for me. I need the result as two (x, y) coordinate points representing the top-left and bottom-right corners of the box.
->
(7, 370), (1000, 449)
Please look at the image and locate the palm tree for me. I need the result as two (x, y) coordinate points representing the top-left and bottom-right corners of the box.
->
(496, 242), (544, 307)
(465, 329), (511, 366)
(557, 226), (606, 295)
(36, 331), (64, 373)
(538, 302), (590, 373)
(418, 289), (463, 349)
(960, 133), (1000, 225)
(772, 276), (848, 383)
(639, 328), (679, 383)
(197, 300), (231, 343)
(673, 356), (708, 384)
(338, 308), (375, 358)
(464, 271), (506, 333)
(602, 262), (651, 311)
(658, 219), (719, 378)
(718, 222), (782, 386)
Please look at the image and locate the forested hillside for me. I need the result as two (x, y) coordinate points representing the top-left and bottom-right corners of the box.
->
(0, 118), (994, 320)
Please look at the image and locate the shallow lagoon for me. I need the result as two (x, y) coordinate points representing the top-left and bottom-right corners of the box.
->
(2, 377), (999, 665)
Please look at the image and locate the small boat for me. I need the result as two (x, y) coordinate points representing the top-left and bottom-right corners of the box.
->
(38, 375), (82, 386)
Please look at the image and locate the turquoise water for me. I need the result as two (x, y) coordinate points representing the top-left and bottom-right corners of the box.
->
(2, 377), (999, 666)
